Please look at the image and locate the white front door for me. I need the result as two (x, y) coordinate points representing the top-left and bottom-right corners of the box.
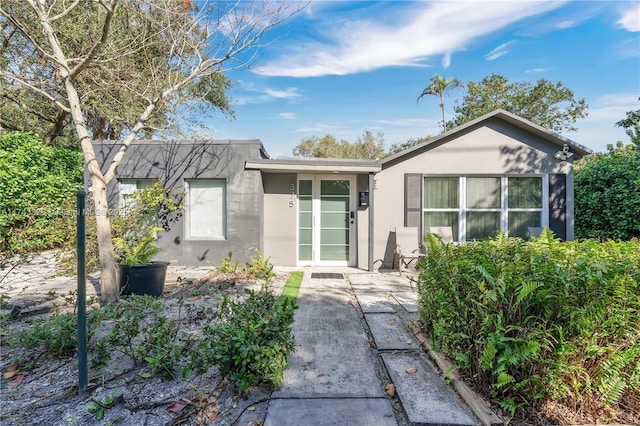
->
(297, 175), (356, 266)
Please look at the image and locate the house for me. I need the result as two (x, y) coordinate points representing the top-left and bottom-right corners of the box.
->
(94, 109), (591, 269)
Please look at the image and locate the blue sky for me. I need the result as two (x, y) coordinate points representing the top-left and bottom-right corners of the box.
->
(206, 1), (640, 157)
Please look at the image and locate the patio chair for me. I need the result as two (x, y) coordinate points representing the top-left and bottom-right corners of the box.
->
(429, 226), (454, 244)
(395, 227), (426, 276)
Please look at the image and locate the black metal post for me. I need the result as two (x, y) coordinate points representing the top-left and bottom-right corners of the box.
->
(76, 190), (88, 396)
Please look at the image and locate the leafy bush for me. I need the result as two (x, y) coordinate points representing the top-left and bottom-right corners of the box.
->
(245, 249), (275, 282)
(416, 230), (640, 417)
(188, 288), (297, 390)
(217, 250), (239, 274)
(0, 132), (83, 253)
(575, 145), (640, 240)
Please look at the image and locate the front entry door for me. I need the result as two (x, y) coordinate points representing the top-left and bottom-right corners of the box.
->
(298, 175), (355, 266)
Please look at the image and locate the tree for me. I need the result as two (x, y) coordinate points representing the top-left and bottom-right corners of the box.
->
(0, 2), (236, 146)
(293, 131), (385, 160)
(0, 0), (299, 302)
(615, 99), (640, 148)
(452, 74), (588, 132)
(417, 74), (463, 133)
(574, 144), (640, 240)
(386, 136), (432, 156)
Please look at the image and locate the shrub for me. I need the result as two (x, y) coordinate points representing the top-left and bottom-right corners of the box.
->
(188, 288), (297, 390)
(416, 230), (640, 416)
(575, 146), (640, 240)
(0, 132), (83, 253)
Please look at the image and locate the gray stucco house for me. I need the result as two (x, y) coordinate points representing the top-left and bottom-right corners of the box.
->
(96, 109), (591, 269)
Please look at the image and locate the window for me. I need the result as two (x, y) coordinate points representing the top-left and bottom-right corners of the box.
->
(118, 179), (158, 207)
(507, 177), (543, 238)
(186, 179), (226, 239)
(423, 176), (543, 242)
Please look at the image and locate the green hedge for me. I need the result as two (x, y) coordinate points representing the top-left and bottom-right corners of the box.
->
(416, 230), (640, 416)
(0, 132), (83, 253)
(575, 147), (640, 241)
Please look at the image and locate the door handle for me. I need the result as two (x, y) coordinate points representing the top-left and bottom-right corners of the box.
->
(350, 211), (355, 224)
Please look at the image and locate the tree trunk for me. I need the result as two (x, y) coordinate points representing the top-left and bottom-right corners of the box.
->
(90, 178), (119, 302)
(64, 81), (119, 302)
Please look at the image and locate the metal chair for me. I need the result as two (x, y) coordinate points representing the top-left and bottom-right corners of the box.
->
(395, 227), (426, 276)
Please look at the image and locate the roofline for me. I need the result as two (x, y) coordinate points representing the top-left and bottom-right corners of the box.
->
(246, 159), (381, 173)
(381, 109), (592, 165)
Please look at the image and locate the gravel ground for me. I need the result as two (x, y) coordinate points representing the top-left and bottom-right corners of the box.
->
(1, 251), (288, 426)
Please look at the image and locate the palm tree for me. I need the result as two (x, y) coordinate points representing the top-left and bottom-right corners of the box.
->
(417, 74), (464, 133)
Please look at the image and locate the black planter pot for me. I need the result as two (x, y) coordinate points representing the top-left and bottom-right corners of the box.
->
(117, 262), (168, 297)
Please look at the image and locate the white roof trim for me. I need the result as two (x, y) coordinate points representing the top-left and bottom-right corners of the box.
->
(381, 109), (592, 165)
(246, 160), (380, 173)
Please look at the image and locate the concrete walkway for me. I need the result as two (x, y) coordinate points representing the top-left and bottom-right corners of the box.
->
(264, 270), (478, 426)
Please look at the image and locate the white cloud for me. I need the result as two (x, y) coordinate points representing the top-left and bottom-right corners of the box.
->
(618, 3), (640, 31)
(279, 112), (296, 119)
(255, 1), (564, 77)
(442, 52), (452, 69)
(264, 87), (301, 99)
(525, 67), (553, 74)
(293, 124), (345, 133)
(485, 41), (515, 61)
(370, 118), (437, 127)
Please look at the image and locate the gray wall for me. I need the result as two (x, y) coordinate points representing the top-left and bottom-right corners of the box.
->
(91, 139), (265, 266)
(262, 173), (297, 266)
(373, 118), (576, 268)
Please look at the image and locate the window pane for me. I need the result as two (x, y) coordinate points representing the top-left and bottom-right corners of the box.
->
(509, 177), (542, 209)
(509, 211), (541, 239)
(188, 180), (225, 239)
(467, 177), (500, 208)
(424, 212), (459, 241)
(299, 197), (312, 212)
(298, 245), (312, 261)
(320, 229), (349, 245)
(424, 178), (459, 208)
(299, 229), (312, 245)
(299, 212), (312, 228)
(321, 212), (348, 228)
(321, 197), (349, 212)
(299, 180), (312, 196)
(321, 180), (350, 195)
(467, 212), (500, 240)
(320, 245), (349, 261)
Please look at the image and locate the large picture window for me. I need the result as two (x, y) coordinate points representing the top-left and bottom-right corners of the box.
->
(186, 179), (226, 240)
(423, 176), (543, 242)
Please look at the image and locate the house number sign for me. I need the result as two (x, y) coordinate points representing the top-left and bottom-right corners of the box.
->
(289, 183), (295, 208)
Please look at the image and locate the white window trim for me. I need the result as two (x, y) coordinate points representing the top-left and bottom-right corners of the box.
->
(423, 175), (547, 242)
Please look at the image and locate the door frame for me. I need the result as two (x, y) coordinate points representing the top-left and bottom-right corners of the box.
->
(297, 174), (356, 267)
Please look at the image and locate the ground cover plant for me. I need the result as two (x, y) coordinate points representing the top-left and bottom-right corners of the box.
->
(1, 266), (303, 424)
(416, 229), (640, 423)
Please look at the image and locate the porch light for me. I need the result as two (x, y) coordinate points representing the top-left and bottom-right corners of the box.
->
(554, 144), (574, 161)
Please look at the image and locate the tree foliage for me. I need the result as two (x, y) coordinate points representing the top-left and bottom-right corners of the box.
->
(452, 74), (588, 132)
(615, 100), (640, 148)
(293, 131), (385, 160)
(0, 0), (300, 302)
(417, 74), (463, 133)
(0, 132), (83, 253)
(0, 1), (236, 144)
(574, 145), (640, 241)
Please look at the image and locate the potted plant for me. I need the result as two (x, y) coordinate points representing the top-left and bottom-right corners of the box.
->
(111, 183), (181, 297)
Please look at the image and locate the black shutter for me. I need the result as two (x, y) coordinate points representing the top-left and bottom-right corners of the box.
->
(549, 174), (567, 240)
(405, 173), (422, 227)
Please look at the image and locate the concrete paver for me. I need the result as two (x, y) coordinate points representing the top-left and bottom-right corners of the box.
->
(265, 398), (397, 426)
(382, 352), (478, 425)
(356, 292), (397, 313)
(391, 291), (419, 313)
(364, 313), (416, 351)
(266, 273), (396, 425)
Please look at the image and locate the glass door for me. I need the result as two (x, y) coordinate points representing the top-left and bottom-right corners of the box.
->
(298, 176), (355, 266)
